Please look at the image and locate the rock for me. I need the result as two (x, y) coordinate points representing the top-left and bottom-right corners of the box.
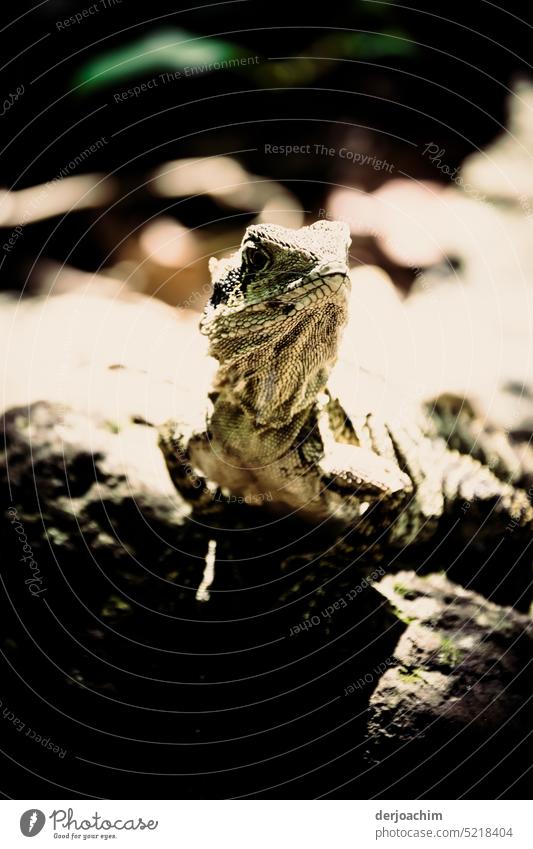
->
(366, 571), (533, 797)
(0, 289), (214, 428)
(1, 396), (398, 798)
(1, 290), (531, 798)
(3, 398), (190, 532)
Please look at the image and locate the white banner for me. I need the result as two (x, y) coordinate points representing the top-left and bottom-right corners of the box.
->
(0, 800), (531, 847)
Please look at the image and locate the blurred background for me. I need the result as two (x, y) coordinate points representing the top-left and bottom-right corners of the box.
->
(0, 0), (532, 303)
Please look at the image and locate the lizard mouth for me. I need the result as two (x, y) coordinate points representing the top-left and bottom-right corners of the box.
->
(263, 263), (350, 312)
(202, 261), (350, 334)
(279, 261), (350, 295)
(202, 262), (351, 318)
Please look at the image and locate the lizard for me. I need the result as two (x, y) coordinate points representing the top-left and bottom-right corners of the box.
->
(158, 219), (533, 551)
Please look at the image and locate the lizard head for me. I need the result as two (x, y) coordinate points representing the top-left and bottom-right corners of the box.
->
(200, 220), (351, 421)
(202, 218), (350, 345)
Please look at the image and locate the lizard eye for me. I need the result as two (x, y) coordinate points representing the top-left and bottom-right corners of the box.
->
(242, 244), (271, 274)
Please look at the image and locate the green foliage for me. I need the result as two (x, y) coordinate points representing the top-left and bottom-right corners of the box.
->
(398, 665), (424, 683)
(389, 600), (415, 625)
(256, 28), (416, 88)
(73, 28), (251, 92)
(315, 30), (417, 60)
(439, 636), (463, 669)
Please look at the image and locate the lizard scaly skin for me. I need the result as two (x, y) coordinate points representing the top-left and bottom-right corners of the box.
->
(159, 220), (533, 550)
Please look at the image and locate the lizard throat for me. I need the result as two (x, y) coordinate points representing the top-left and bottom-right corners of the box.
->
(214, 301), (346, 416)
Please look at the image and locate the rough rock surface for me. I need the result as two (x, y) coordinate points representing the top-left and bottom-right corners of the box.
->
(1, 291), (532, 798)
(367, 572), (533, 797)
(2, 398), (399, 798)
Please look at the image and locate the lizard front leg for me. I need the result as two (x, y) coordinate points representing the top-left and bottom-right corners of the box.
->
(322, 396), (445, 546)
(319, 441), (411, 505)
(313, 402), (414, 541)
(158, 419), (220, 511)
(318, 440), (414, 542)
